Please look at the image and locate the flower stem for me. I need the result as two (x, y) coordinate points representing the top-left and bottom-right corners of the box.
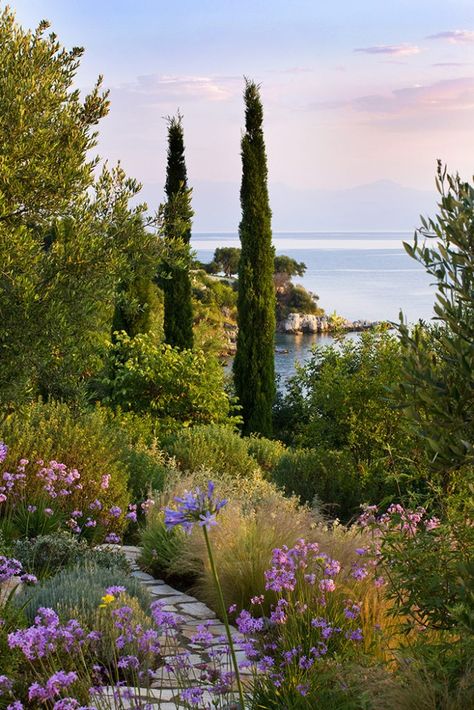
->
(202, 526), (246, 709)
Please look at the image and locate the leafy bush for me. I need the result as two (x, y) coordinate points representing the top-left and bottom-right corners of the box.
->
(398, 166), (474, 492)
(101, 332), (237, 429)
(17, 561), (150, 626)
(12, 532), (129, 579)
(272, 448), (362, 519)
(247, 435), (286, 475)
(139, 508), (186, 581)
(0, 401), (130, 525)
(162, 424), (260, 479)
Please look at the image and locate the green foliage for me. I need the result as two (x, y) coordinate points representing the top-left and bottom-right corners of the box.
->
(272, 448), (362, 518)
(162, 424), (260, 479)
(213, 247), (241, 277)
(102, 332), (235, 428)
(138, 509), (186, 581)
(160, 114), (194, 349)
(0, 601), (25, 682)
(276, 282), (321, 321)
(398, 164), (474, 492)
(0, 7), (108, 225)
(234, 79), (276, 436)
(0, 400), (130, 527)
(12, 531), (129, 580)
(246, 435), (286, 475)
(18, 561), (150, 624)
(274, 255), (306, 278)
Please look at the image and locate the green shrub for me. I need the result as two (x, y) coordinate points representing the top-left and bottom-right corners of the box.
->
(0, 601), (26, 681)
(138, 508), (187, 581)
(272, 448), (362, 519)
(247, 435), (286, 474)
(17, 561), (150, 625)
(162, 424), (260, 479)
(101, 332), (237, 428)
(12, 532), (130, 579)
(0, 400), (130, 528)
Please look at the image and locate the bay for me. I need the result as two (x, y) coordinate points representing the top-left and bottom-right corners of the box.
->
(192, 231), (437, 384)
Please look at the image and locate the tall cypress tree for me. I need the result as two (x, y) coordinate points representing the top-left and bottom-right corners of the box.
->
(160, 114), (194, 349)
(233, 80), (276, 436)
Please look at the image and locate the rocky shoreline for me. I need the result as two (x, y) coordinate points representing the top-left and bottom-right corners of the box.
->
(278, 312), (381, 334)
(223, 312), (383, 354)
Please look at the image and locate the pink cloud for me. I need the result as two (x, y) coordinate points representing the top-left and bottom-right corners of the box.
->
(117, 73), (238, 103)
(354, 44), (421, 56)
(427, 30), (474, 43)
(351, 77), (474, 115)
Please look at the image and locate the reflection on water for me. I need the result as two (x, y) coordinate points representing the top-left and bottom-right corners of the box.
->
(225, 332), (361, 390)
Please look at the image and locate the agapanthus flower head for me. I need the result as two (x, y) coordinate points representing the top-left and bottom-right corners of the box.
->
(164, 481), (227, 533)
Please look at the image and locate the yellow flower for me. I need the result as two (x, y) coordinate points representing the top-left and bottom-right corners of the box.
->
(99, 593), (115, 608)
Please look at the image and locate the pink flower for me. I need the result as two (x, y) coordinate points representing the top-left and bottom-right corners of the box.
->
(319, 578), (335, 593)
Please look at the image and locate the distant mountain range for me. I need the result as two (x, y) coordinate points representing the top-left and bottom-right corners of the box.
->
(138, 179), (437, 232)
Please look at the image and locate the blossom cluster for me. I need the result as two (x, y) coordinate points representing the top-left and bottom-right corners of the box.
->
(164, 481), (227, 533)
(229, 538), (370, 699)
(0, 556), (37, 586)
(0, 442), (136, 545)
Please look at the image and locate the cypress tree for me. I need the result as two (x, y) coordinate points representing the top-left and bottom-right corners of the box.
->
(160, 114), (194, 349)
(233, 80), (276, 436)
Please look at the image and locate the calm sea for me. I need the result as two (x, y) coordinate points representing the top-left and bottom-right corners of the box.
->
(192, 232), (436, 384)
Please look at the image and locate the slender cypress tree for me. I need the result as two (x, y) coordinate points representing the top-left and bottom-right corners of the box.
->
(160, 114), (194, 349)
(233, 80), (276, 436)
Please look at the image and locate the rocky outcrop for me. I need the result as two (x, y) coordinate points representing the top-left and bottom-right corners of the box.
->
(278, 313), (379, 334)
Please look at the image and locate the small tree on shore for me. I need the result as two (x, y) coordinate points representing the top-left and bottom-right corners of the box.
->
(233, 80), (276, 436)
(160, 114), (194, 349)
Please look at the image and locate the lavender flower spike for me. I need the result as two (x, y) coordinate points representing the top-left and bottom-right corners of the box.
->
(164, 481), (227, 534)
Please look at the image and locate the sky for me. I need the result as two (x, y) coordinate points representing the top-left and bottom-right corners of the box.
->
(10, 0), (474, 230)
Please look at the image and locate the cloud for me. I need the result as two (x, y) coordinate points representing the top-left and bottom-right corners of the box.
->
(427, 30), (474, 43)
(351, 77), (474, 114)
(115, 73), (238, 103)
(432, 62), (472, 67)
(309, 77), (474, 130)
(354, 44), (421, 56)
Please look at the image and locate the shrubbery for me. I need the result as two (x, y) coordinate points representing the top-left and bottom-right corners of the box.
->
(102, 332), (237, 428)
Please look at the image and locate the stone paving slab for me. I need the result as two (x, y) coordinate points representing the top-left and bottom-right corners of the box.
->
(104, 544), (247, 708)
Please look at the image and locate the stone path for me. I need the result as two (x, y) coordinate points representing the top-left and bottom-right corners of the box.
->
(107, 545), (248, 709)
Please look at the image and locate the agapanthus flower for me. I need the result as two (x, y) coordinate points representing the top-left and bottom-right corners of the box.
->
(164, 482), (227, 533)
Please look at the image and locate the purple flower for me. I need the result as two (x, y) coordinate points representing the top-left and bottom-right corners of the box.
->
(0, 442), (8, 463)
(20, 573), (38, 585)
(0, 675), (13, 695)
(346, 628), (363, 641)
(106, 585), (126, 596)
(319, 578), (336, 593)
(0, 557), (23, 583)
(181, 687), (205, 705)
(7, 702), (24, 710)
(117, 655), (139, 669)
(109, 506), (122, 518)
(164, 482), (227, 534)
(104, 533), (121, 544)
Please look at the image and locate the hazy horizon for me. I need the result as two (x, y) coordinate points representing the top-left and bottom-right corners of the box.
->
(12, 0), (474, 230)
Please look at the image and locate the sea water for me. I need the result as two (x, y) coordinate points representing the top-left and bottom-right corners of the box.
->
(192, 232), (436, 384)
